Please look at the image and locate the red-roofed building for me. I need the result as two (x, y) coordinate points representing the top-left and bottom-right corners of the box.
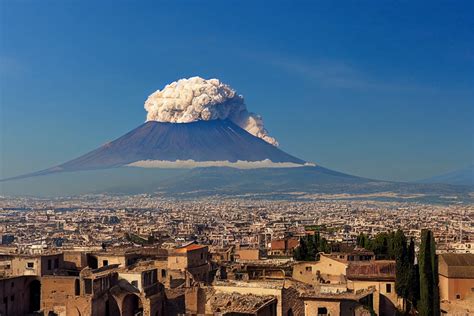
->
(269, 238), (299, 257)
(347, 260), (401, 315)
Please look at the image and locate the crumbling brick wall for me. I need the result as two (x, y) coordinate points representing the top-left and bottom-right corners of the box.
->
(165, 288), (185, 316)
(282, 286), (305, 316)
(185, 286), (208, 314)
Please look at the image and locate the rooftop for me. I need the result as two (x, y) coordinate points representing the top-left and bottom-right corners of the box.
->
(209, 290), (276, 314)
(301, 287), (375, 301)
(346, 260), (396, 281)
(439, 253), (474, 278)
(174, 244), (207, 253)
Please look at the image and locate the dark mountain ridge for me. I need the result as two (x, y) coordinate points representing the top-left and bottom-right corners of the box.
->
(2, 119), (305, 181)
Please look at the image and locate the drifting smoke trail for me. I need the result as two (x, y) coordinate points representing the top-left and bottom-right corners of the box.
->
(144, 76), (278, 146)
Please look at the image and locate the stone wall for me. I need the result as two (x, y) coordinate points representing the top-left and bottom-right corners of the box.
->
(0, 276), (38, 316)
(282, 286), (305, 316)
(41, 276), (93, 316)
(63, 251), (87, 270)
(165, 288), (185, 316)
(184, 286), (207, 314)
(304, 300), (340, 316)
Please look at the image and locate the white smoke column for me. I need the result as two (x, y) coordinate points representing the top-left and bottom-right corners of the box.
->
(144, 76), (278, 146)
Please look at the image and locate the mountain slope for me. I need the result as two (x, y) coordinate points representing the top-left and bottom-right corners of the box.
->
(154, 166), (371, 194)
(2, 119), (305, 181)
(418, 165), (474, 186)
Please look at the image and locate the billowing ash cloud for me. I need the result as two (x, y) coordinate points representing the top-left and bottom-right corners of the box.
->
(144, 76), (278, 146)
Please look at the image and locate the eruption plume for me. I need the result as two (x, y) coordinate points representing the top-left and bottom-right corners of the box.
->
(144, 76), (278, 146)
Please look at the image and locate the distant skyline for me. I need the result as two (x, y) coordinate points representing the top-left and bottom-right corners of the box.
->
(1, 1), (473, 181)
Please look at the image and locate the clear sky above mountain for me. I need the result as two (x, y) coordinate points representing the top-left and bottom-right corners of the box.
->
(1, 1), (473, 181)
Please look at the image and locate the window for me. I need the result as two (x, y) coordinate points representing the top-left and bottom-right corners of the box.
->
(143, 271), (154, 287)
(100, 276), (110, 292)
(54, 258), (59, 269)
(27, 262), (34, 269)
(386, 283), (392, 293)
(161, 269), (166, 278)
(317, 307), (328, 316)
(305, 266), (312, 272)
(84, 279), (92, 295)
(456, 294), (461, 299)
(75, 279), (80, 296)
(144, 274), (148, 286)
(47, 259), (52, 270)
(103, 260), (109, 266)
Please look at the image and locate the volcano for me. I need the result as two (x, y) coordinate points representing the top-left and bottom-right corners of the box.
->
(3, 119), (471, 201)
(3, 76), (472, 201)
(3, 119), (307, 181)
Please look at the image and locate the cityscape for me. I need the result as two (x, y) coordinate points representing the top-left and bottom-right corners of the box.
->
(0, 194), (473, 315)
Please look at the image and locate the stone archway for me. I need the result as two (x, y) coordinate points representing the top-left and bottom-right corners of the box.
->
(122, 294), (143, 316)
(379, 294), (397, 315)
(105, 295), (121, 316)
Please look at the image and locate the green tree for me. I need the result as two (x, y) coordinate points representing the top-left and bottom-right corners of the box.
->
(294, 233), (330, 261)
(318, 235), (330, 254)
(388, 231), (397, 259)
(294, 236), (308, 261)
(357, 232), (370, 248)
(394, 230), (409, 299)
(407, 237), (415, 264)
(357, 233), (366, 247)
(368, 232), (390, 258)
(307, 235), (316, 261)
(293, 245), (302, 261)
(418, 230), (440, 316)
(314, 231), (321, 251)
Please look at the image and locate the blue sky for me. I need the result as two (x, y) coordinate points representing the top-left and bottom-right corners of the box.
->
(1, 1), (473, 181)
